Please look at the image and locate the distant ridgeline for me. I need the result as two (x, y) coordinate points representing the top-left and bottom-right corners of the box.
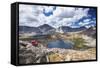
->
(19, 24), (94, 34)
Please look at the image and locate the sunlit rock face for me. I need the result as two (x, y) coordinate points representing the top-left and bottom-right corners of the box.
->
(48, 48), (96, 62)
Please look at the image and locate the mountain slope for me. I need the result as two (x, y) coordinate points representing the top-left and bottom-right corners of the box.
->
(19, 26), (42, 34)
(38, 24), (55, 34)
(60, 26), (86, 32)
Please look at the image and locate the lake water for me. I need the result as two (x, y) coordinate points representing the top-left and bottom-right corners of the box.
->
(32, 35), (74, 49)
(47, 39), (74, 49)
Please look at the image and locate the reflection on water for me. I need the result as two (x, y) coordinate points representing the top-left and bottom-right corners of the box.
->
(47, 39), (74, 49)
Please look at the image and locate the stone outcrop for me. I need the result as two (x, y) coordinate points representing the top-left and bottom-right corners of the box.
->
(48, 48), (96, 62)
(19, 41), (96, 64)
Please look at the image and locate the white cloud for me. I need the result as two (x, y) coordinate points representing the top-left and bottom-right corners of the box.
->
(83, 19), (91, 22)
(53, 7), (75, 18)
(19, 5), (50, 27)
(79, 19), (91, 26)
(19, 4), (91, 28)
(47, 7), (90, 28)
(79, 18), (96, 28)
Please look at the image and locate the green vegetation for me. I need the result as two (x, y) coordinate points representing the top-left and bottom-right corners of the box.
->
(72, 37), (87, 50)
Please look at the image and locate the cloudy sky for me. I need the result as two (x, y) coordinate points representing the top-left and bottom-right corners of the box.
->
(19, 4), (96, 28)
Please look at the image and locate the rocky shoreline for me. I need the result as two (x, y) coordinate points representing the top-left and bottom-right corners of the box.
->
(19, 42), (96, 64)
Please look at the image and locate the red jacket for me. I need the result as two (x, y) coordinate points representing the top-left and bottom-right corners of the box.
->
(31, 40), (38, 46)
